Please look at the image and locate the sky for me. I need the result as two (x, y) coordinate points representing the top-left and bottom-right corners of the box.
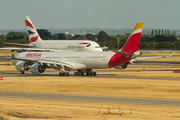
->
(0, 0), (180, 30)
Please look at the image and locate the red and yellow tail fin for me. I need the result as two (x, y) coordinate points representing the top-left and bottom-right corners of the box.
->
(132, 22), (143, 32)
(121, 22), (143, 53)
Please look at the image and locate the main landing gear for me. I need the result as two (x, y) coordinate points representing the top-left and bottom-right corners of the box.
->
(85, 71), (96, 76)
(59, 72), (69, 76)
(58, 69), (97, 77)
(74, 70), (96, 76)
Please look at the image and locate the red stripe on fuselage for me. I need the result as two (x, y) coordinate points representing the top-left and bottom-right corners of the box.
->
(25, 20), (34, 29)
(108, 53), (132, 68)
(79, 43), (89, 44)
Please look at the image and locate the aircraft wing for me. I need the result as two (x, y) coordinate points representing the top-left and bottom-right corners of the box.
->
(0, 47), (80, 52)
(38, 60), (87, 70)
(134, 52), (175, 60)
(11, 55), (87, 70)
(3, 42), (34, 47)
(0, 48), (50, 52)
(0, 48), (65, 52)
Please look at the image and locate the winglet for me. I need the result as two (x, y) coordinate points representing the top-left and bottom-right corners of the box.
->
(121, 22), (143, 54)
(163, 51), (175, 57)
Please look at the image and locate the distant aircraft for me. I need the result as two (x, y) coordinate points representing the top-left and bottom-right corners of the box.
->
(11, 22), (174, 76)
(1, 16), (103, 52)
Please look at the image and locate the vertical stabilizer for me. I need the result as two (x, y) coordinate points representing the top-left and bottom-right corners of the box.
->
(24, 16), (42, 43)
(121, 22), (143, 53)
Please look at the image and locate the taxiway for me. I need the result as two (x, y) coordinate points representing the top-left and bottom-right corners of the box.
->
(0, 54), (180, 107)
(0, 69), (180, 81)
(0, 91), (180, 107)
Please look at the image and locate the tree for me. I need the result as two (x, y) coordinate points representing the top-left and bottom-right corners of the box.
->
(165, 29), (167, 35)
(37, 29), (52, 40)
(151, 29), (154, 37)
(166, 36), (177, 42)
(57, 33), (66, 40)
(155, 29), (157, 35)
(141, 36), (151, 42)
(6, 31), (28, 40)
(73, 35), (86, 40)
(97, 30), (110, 42)
(158, 42), (175, 50)
(86, 34), (95, 41)
(167, 29), (170, 35)
(139, 42), (150, 50)
(153, 35), (167, 42)
(0, 38), (3, 47)
(158, 29), (160, 35)
(172, 31), (176, 37)
(120, 39), (127, 47)
(161, 29), (164, 35)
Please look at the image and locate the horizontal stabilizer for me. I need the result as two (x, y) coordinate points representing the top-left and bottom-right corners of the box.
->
(135, 52), (175, 60)
(141, 50), (171, 55)
(113, 50), (134, 56)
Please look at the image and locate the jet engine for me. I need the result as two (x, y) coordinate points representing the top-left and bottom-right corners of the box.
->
(30, 63), (46, 74)
(15, 61), (30, 72)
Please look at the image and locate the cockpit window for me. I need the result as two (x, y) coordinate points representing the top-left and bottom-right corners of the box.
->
(95, 46), (100, 48)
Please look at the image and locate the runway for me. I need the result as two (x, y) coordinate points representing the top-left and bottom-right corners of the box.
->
(0, 56), (11, 62)
(1, 55), (180, 108)
(0, 91), (180, 107)
(0, 69), (180, 81)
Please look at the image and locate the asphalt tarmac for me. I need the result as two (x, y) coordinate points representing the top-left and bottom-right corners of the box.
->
(0, 91), (180, 107)
(0, 69), (180, 81)
(1, 55), (180, 107)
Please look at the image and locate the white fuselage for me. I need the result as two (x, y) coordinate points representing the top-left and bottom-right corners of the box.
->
(12, 51), (116, 69)
(29, 40), (102, 51)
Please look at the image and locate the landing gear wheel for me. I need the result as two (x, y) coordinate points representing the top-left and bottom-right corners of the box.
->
(90, 72), (93, 76)
(93, 72), (96, 76)
(78, 72), (81, 76)
(86, 72), (89, 76)
(59, 72), (62, 76)
(81, 72), (84, 76)
(21, 71), (25, 74)
(62, 72), (66, 76)
(74, 72), (77, 76)
(66, 72), (69, 76)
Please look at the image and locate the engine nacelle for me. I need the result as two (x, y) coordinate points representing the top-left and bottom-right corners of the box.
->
(30, 63), (46, 74)
(15, 61), (30, 72)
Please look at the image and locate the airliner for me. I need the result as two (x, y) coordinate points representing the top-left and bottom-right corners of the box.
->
(11, 22), (174, 76)
(1, 16), (103, 52)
